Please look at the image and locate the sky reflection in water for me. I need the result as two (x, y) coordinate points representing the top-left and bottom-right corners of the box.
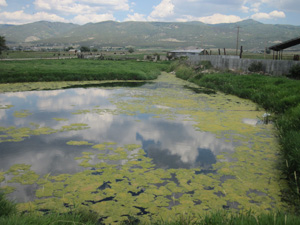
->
(0, 83), (235, 176)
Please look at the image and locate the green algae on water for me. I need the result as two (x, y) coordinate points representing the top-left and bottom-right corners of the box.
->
(0, 73), (289, 223)
(66, 141), (93, 146)
(13, 110), (32, 118)
(52, 118), (68, 122)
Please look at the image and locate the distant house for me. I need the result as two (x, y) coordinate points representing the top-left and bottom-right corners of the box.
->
(69, 49), (77, 54)
(167, 49), (209, 59)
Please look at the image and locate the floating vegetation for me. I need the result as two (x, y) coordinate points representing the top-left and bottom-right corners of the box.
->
(13, 110), (32, 118)
(0, 73), (288, 223)
(4, 139), (286, 223)
(0, 105), (14, 109)
(60, 123), (90, 132)
(66, 141), (93, 146)
(52, 118), (68, 122)
(0, 123), (90, 143)
(0, 172), (5, 182)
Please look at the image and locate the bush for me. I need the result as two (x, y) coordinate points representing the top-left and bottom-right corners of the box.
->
(0, 192), (17, 217)
(176, 66), (195, 80)
(288, 64), (300, 79)
(200, 61), (213, 70)
(248, 61), (264, 72)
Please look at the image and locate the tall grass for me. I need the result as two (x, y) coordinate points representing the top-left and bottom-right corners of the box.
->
(0, 192), (98, 225)
(171, 61), (300, 210)
(0, 59), (170, 83)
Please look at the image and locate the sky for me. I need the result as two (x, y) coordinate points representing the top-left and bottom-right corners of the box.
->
(0, 0), (299, 26)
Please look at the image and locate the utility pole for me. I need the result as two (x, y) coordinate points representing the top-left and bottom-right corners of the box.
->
(236, 26), (240, 56)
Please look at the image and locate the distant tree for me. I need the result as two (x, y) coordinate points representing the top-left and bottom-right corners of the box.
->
(92, 48), (98, 52)
(80, 46), (90, 52)
(65, 46), (74, 51)
(0, 36), (8, 55)
(128, 47), (134, 53)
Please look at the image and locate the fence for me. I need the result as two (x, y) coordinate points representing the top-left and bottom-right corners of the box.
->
(188, 55), (300, 76)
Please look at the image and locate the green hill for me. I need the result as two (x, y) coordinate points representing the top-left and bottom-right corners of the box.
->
(0, 21), (79, 43)
(1, 19), (300, 50)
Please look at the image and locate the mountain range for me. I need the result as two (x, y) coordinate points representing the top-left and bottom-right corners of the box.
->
(0, 19), (300, 50)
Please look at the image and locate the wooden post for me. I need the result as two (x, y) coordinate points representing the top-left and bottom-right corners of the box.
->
(223, 48), (226, 55)
(236, 26), (240, 56)
(218, 49), (221, 55)
(239, 46), (243, 58)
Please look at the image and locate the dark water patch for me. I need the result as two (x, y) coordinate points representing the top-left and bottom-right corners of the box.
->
(195, 169), (217, 175)
(97, 181), (112, 190)
(91, 171), (103, 176)
(128, 188), (145, 196)
(63, 82), (151, 89)
(83, 196), (115, 205)
(161, 173), (180, 186)
(152, 181), (169, 188)
(38, 209), (51, 214)
(166, 193), (182, 208)
(214, 191), (226, 197)
(223, 201), (240, 210)
(220, 175), (236, 183)
(141, 82), (181, 90)
(204, 186), (215, 191)
(186, 190), (195, 195)
(193, 200), (202, 205)
(247, 189), (268, 197)
(133, 206), (150, 216)
(184, 85), (216, 95)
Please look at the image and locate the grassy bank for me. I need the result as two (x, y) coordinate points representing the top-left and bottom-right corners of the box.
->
(0, 192), (98, 225)
(172, 61), (300, 209)
(1, 192), (300, 225)
(0, 59), (169, 83)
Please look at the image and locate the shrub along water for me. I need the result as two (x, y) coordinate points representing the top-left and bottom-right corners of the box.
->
(171, 61), (300, 210)
(0, 59), (170, 83)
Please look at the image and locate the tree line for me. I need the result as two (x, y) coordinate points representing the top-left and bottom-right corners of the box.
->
(0, 36), (7, 55)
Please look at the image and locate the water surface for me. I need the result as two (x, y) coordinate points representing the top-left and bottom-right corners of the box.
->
(0, 73), (287, 223)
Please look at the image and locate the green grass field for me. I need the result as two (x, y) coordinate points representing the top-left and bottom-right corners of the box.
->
(0, 59), (170, 83)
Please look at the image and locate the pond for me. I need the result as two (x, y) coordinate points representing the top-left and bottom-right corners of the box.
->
(0, 73), (287, 223)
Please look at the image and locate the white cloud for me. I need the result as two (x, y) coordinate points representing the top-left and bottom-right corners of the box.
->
(0, 0), (7, 7)
(80, 0), (130, 11)
(0, 10), (67, 25)
(241, 5), (250, 13)
(125, 13), (147, 21)
(251, 10), (286, 20)
(178, 13), (243, 24)
(72, 13), (115, 24)
(34, 0), (99, 15)
(270, 10), (286, 18)
(149, 0), (174, 20)
(34, 0), (129, 15)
